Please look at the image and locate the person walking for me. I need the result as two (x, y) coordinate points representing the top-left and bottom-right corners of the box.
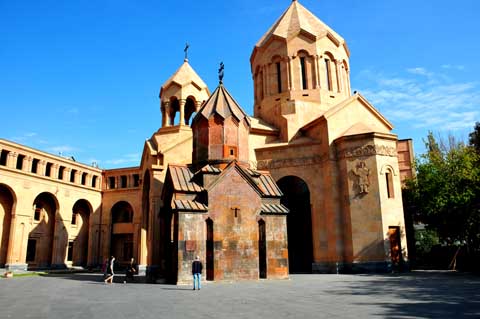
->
(192, 255), (203, 290)
(104, 256), (115, 284)
(125, 257), (137, 283)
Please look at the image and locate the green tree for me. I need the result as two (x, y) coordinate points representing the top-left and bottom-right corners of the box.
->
(469, 121), (480, 154)
(404, 131), (480, 259)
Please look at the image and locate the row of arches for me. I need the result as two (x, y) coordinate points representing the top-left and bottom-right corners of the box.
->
(161, 96), (201, 127)
(0, 185), (92, 268)
(253, 51), (350, 101)
(0, 183), (141, 269)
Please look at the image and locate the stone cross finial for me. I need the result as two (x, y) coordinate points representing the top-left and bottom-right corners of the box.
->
(219, 62), (224, 83)
(184, 42), (189, 61)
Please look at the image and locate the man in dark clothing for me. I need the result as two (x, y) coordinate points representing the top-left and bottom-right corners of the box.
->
(192, 255), (203, 290)
(125, 258), (137, 283)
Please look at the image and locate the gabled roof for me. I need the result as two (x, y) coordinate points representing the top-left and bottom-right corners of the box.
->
(300, 93), (394, 133)
(200, 161), (283, 198)
(193, 84), (251, 125)
(260, 203), (289, 215)
(160, 60), (210, 97)
(255, 0), (345, 48)
(167, 164), (204, 193)
(174, 200), (208, 212)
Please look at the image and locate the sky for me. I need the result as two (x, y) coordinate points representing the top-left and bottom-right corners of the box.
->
(1, 0), (479, 169)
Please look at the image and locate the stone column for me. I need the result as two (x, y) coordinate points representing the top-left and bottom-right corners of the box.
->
(51, 164), (59, 180)
(6, 213), (28, 272)
(24, 156), (33, 173)
(179, 99), (186, 126)
(314, 55), (321, 89)
(335, 60), (342, 93)
(262, 65), (267, 98)
(6, 152), (17, 168)
(284, 57), (291, 91)
(85, 173), (92, 187)
(164, 102), (171, 127)
(63, 168), (71, 182)
(51, 212), (68, 268)
(264, 64), (271, 96)
(38, 160), (47, 176)
(161, 101), (167, 128)
(288, 57), (295, 90)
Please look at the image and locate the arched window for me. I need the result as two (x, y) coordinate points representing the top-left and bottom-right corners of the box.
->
(184, 96), (197, 126)
(271, 56), (284, 94)
(381, 165), (396, 199)
(297, 50), (312, 90)
(324, 52), (336, 92)
(169, 97), (180, 125)
(111, 201), (134, 223)
(386, 170), (394, 198)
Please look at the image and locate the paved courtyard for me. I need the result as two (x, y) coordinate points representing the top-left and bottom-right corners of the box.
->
(0, 271), (479, 319)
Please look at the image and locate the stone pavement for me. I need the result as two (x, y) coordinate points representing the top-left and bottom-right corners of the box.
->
(0, 271), (479, 319)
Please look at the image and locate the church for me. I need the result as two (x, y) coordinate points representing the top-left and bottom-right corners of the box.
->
(0, 0), (413, 284)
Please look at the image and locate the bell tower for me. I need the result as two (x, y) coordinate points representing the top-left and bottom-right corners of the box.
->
(250, 0), (351, 141)
(159, 54), (210, 128)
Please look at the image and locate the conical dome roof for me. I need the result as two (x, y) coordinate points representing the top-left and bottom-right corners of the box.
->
(160, 60), (210, 98)
(194, 83), (251, 125)
(255, 0), (345, 48)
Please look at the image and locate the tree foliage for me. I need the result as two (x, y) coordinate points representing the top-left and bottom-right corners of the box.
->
(469, 121), (480, 154)
(403, 130), (480, 252)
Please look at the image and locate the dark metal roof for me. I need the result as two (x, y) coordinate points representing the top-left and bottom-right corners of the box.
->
(194, 84), (251, 125)
(169, 165), (204, 193)
(257, 174), (283, 197)
(199, 164), (221, 174)
(260, 203), (289, 214)
(174, 200), (208, 212)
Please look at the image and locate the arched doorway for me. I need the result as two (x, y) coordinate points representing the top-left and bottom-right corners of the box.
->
(71, 199), (91, 267)
(110, 201), (134, 267)
(141, 170), (150, 264)
(277, 176), (313, 273)
(258, 219), (267, 279)
(28, 192), (57, 268)
(0, 184), (15, 267)
(206, 218), (214, 281)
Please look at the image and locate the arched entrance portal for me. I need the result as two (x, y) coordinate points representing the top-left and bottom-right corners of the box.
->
(111, 201), (134, 267)
(28, 192), (57, 268)
(277, 176), (313, 273)
(0, 184), (14, 267)
(71, 199), (91, 267)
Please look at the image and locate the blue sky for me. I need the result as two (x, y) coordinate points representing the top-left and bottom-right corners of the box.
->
(1, 0), (479, 168)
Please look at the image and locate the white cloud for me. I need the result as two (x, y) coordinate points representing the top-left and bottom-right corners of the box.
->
(441, 64), (465, 71)
(406, 67), (432, 77)
(357, 66), (480, 133)
(105, 153), (140, 166)
(48, 145), (78, 154)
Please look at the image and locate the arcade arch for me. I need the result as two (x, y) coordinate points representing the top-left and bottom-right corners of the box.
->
(0, 184), (15, 267)
(28, 192), (58, 268)
(70, 199), (92, 266)
(110, 201), (134, 266)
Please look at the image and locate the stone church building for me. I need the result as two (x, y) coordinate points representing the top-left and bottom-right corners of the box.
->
(0, 1), (414, 283)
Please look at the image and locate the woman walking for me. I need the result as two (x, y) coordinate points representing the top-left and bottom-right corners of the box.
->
(104, 256), (115, 284)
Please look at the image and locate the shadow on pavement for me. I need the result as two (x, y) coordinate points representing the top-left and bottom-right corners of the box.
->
(328, 271), (480, 318)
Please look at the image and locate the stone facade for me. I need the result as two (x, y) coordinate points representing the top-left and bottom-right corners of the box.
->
(0, 0), (413, 281)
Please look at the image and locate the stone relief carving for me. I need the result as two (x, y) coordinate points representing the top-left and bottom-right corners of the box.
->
(256, 155), (323, 170)
(339, 144), (397, 159)
(352, 161), (370, 194)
